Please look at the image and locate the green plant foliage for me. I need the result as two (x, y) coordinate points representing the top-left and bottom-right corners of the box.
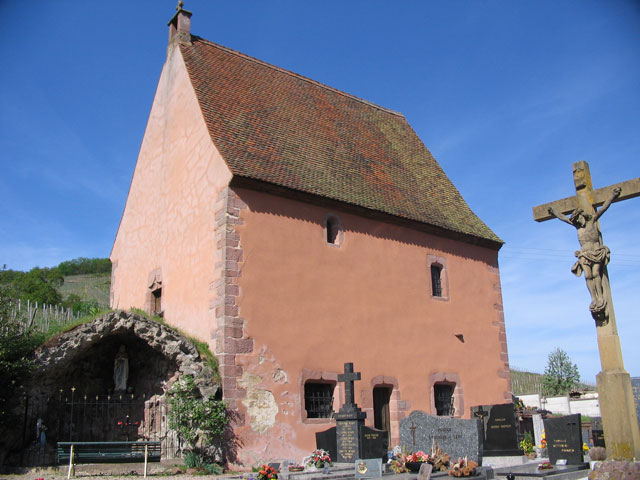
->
(0, 286), (42, 430)
(56, 257), (111, 276)
(542, 348), (580, 396)
(167, 375), (228, 457)
(183, 450), (204, 469)
(519, 431), (535, 454)
(204, 462), (224, 475)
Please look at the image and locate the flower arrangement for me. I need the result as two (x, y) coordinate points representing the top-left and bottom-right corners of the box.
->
(257, 465), (278, 480)
(448, 457), (478, 477)
(537, 461), (553, 470)
(582, 443), (589, 453)
(305, 449), (332, 469)
(538, 430), (547, 449)
(407, 451), (430, 463)
(429, 441), (451, 472)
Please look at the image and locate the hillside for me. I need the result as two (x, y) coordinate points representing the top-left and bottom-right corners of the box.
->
(59, 273), (110, 307)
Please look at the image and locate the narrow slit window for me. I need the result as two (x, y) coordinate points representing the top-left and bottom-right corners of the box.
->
(325, 215), (342, 245)
(431, 265), (443, 297)
(152, 288), (162, 315)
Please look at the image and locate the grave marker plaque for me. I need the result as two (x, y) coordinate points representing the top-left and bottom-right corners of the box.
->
(399, 410), (483, 463)
(544, 414), (585, 465)
(360, 426), (389, 462)
(354, 458), (382, 479)
(337, 420), (360, 463)
(591, 417), (605, 448)
(471, 403), (521, 456)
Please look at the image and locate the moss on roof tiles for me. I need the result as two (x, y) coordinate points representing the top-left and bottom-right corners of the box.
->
(180, 37), (502, 246)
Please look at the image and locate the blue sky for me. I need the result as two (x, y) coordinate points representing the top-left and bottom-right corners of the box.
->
(1, 1), (639, 382)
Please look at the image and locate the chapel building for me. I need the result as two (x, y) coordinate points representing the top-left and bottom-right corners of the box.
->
(110, 5), (512, 464)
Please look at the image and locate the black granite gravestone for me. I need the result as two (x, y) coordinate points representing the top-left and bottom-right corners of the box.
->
(591, 417), (605, 448)
(471, 403), (521, 456)
(632, 377), (640, 433)
(360, 426), (389, 461)
(335, 363), (367, 463)
(316, 426), (337, 459)
(544, 414), (585, 465)
(399, 410), (483, 463)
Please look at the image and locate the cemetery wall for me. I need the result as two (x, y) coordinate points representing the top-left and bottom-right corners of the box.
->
(520, 393), (600, 417)
(110, 45), (232, 344)
(226, 186), (511, 463)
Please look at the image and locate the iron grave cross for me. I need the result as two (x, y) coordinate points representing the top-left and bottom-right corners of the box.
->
(532, 160), (640, 460)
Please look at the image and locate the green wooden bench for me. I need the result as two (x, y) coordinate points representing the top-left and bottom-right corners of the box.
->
(57, 441), (161, 478)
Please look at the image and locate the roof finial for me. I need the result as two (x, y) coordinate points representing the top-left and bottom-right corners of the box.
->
(177, 0), (184, 11)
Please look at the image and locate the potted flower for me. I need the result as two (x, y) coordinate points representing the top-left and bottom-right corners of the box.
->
(519, 432), (535, 458)
(448, 457), (478, 477)
(305, 449), (332, 471)
(405, 451), (430, 472)
(257, 465), (278, 480)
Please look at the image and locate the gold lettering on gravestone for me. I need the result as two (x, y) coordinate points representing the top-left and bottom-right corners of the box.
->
(338, 421), (358, 461)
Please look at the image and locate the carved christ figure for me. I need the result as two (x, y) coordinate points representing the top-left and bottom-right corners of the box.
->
(113, 345), (129, 392)
(547, 187), (621, 314)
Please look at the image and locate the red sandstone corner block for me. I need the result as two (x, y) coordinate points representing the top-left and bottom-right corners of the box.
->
(235, 338), (254, 354)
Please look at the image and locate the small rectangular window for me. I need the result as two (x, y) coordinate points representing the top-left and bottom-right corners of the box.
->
(152, 288), (162, 315)
(304, 382), (335, 418)
(434, 383), (454, 416)
(431, 265), (442, 297)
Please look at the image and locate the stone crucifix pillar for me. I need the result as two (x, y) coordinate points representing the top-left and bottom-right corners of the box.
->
(533, 161), (640, 460)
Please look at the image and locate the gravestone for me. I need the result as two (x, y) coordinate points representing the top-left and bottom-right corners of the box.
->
(360, 426), (389, 461)
(316, 427), (337, 460)
(471, 403), (522, 456)
(632, 377), (640, 432)
(544, 414), (585, 465)
(335, 363), (367, 463)
(354, 458), (382, 479)
(591, 417), (605, 448)
(532, 414), (544, 448)
(399, 410), (483, 463)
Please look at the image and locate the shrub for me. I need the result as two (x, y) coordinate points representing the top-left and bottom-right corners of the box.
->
(588, 446), (606, 461)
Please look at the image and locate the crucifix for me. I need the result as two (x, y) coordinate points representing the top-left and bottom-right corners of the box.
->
(533, 160), (640, 460)
(410, 422), (417, 449)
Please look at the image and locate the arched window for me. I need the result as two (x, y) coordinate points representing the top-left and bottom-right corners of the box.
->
(431, 264), (443, 297)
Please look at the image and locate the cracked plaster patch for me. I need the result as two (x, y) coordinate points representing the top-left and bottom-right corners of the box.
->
(238, 372), (278, 433)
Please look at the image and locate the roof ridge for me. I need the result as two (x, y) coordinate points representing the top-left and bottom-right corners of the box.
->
(190, 35), (405, 118)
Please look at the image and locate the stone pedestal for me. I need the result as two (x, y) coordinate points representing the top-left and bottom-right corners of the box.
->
(596, 369), (640, 459)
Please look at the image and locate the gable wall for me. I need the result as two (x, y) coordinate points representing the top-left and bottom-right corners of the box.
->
(225, 186), (510, 463)
(110, 44), (232, 343)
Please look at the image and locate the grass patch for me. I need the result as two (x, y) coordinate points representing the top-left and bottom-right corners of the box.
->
(128, 308), (220, 381)
(40, 308), (114, 348)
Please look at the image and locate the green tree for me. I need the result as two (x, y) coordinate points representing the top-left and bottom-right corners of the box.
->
(0, 286), (41, 429)
(167, 375), (228, 461)
(542, 348), (580, 396)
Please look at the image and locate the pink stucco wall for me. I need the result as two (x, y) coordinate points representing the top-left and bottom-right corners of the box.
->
(110, 43), (231, 342)
(224, 187), (510, 464)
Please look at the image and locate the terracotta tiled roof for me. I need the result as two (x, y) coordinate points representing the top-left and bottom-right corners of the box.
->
(180, 37), (502, 247)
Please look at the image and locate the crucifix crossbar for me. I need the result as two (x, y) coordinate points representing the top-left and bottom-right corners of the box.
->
(532, 166), (639, 222)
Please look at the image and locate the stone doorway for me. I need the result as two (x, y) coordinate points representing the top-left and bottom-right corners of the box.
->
(373, 385), (392, 443)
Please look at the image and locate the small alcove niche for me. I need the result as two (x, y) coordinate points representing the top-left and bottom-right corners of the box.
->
(325, 214), (343, 246)
(147, 269), (163, 316)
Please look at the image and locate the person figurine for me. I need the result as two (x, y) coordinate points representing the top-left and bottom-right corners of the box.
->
(113, 345), (129, 392)
(547, 187), (621, 314)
